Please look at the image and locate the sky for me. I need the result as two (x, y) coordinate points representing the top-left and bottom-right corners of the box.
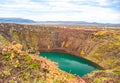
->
(0, 0), (120, 23)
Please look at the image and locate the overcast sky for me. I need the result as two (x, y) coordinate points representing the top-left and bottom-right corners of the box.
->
(0, 0), (120, 23)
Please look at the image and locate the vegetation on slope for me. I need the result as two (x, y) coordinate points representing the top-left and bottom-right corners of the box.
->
(82, 30), (120, 83)
(0, 23), (120, 83)
(85, 30), (120, 69)
(83, 70), (120, 83)
(0, 34), (9, 46)
(0, 43), (85, 83)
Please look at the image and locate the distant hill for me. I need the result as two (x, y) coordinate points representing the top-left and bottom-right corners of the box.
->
(0, 18), (36, 24)
(38, 21), (120, 26)
(0, 18), (119, 26)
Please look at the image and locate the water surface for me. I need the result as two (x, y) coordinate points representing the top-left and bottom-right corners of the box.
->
(40, 52), (100, 76)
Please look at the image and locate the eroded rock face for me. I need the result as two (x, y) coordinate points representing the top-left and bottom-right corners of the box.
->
(0, 23), (97, 53)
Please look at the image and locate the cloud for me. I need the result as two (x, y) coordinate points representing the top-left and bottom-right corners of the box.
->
(0, 0), (119, 23)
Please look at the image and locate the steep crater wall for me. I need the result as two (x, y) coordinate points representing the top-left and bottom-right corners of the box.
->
(0, 23), (120, 69)
(0, 23), (97, 54)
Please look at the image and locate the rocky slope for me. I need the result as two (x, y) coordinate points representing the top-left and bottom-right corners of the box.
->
(83, 70), (120, 83)
(0, 42), (86, 83)
(0, 23), (120, 82)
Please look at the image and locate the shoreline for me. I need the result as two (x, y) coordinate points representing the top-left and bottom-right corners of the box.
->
(38, 48), (105, 70)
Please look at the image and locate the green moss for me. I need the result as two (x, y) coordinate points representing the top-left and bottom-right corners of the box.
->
(3, 54), (10, 60)
(28, 63), (39, 69)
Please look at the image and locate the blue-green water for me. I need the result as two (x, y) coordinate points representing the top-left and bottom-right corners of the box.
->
(40, 52), (100, 76)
